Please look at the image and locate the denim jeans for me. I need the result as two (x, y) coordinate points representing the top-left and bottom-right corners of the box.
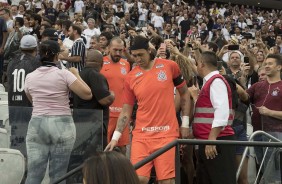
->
(25, 115), (76, 184)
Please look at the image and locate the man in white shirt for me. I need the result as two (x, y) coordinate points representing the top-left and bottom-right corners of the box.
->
(74, 0), (84, 13)
(138, 3), (148, 27)
(83, 18), (100, 49)
(151, 11), (164, 32)
(193, 51), (236, 184)
(11, 5), (23, 19)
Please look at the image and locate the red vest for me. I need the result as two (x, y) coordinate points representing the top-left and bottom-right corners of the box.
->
(193, 74), (234, 139)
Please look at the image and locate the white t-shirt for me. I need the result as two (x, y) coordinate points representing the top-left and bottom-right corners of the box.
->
(74, 0), (84, 13)
(124, 2), (134, 13)
(83, 28), (101, 48)
(138, 8), (148, 21)
(152, 15), (164, 28)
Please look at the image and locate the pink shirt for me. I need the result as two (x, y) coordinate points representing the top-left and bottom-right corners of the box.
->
(25, 67), (77, 116)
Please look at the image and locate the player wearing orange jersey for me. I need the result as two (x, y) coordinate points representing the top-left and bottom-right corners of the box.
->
(100, 37), (130, 154)
(105, 36), (192, 184)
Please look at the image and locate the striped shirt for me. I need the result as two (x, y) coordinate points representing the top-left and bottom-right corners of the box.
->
(69, 38), (85, 71)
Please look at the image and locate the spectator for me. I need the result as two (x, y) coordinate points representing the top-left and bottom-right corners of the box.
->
(74, 0), (85, 14)
(0, 13), (7, 83)
(0, 8), (13, 32)
(24, 40), (92, 184)
(7, 35), (40, 125)
(29, 13), (41, 40)
(83, 18), (101, 49)
(45, 0), (58, 24)
(59, 24), (86, 71)
(245, 54), (282, 183)
(11, 5), (23, 19)
(83, 151), (139, 184)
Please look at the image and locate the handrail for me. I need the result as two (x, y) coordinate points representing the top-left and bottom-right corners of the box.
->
(53, 131), (282, 184)
(236, 131), (281, 182)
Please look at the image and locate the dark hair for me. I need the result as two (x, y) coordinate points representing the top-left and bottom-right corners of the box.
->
(83, 152), (139, 184)
(0, 8), (10, 16)
(11, 5), (18, 10)
(62, 20), (72, 31)
(99, 32), (114, 46)
(30, 14), (42, 25)
(266, 54), (282, 66)
(39, 41), (60, 63)
(201, 51), (218, 68)
(55, 19), (63, 27)
(207, 42), (219, 53)
(71, 24), (82, 35)
(15, 17), (24, 27)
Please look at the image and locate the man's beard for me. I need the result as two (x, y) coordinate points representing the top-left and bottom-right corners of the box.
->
(111, 54), (121, 63)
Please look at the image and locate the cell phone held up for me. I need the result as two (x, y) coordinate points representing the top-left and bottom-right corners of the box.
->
(228, 45), (239, 50)
(244, 56), (249, 64)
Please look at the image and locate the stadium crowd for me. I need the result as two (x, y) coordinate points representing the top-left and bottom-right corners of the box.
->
(1, 0), (282, 184)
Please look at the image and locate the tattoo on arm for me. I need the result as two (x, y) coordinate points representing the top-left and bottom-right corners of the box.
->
(117, 116), (128, 132)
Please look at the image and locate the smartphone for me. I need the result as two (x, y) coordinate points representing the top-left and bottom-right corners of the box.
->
(228, 45), (239, 50)
(244, 57), (249, 64)
(160, 43), (166, 50)
(217, 61), (223, 71)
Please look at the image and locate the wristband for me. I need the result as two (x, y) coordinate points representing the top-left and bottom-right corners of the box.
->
(181, 116), (190, 128)
(112, 131), (122, 141)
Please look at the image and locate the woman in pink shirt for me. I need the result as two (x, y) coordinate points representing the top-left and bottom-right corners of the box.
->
(24, 40), (92, 184)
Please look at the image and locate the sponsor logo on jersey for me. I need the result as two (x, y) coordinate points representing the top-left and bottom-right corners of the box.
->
(271, 87), (280, 96)
(120, 62), (126, 65)
(104, 61), (110, 65)
(135, 71), (143, 77)
(109, 106), (122, 113)
(142, 126), (170, 132)
(157, 70), (167, 81)
(156, 64), (164, 68)
(121, 67), (127, 75)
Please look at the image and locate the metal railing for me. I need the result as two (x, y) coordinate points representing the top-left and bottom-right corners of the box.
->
(53, 131), (282, 184)
(237, 131), (282, 183)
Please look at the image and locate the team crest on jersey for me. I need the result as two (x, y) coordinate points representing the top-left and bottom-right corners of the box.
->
(156, 64), (164, 68)
(120, 62), (126, 65)
(121, 67), (127, 75)
(104, 61), (110, 65)
(135, 71), (143, 77)
(157, 70), (167, 81)
(271, 87), (280, 96)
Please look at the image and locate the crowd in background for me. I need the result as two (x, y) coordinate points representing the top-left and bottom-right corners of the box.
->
(0, 0), (282, 184)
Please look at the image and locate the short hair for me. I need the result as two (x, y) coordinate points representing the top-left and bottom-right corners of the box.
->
(0, 8), (10, 16)
(207, 42), (219, 53)
(62, 20), (72, 30)
(11, 5), (18, 10)
(109, 37), (124, 46)
(99, 31), (114, 45)
(55, 19), (63, 27)
(30, 14), (42, 25)
(201, 51), (218, 68)
(15, 17), (24, 27)
(266, 54), (282, 66)
(71, 24), (82, 35)
(83, 152), (139, 184)
(87, 18), (95, 23)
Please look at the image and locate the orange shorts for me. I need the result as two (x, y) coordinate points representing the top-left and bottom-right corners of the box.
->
(131, 137), (177, 181)
(107, 117), (130, 146)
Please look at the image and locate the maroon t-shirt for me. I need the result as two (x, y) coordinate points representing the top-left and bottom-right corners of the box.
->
(247, 80), (282, 132)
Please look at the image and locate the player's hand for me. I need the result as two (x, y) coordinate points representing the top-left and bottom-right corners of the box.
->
(180, 127), (190, 139)
(104, 140), (118, 151)
(205, 145), (217, 159)
(258, 106), (271, 116)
